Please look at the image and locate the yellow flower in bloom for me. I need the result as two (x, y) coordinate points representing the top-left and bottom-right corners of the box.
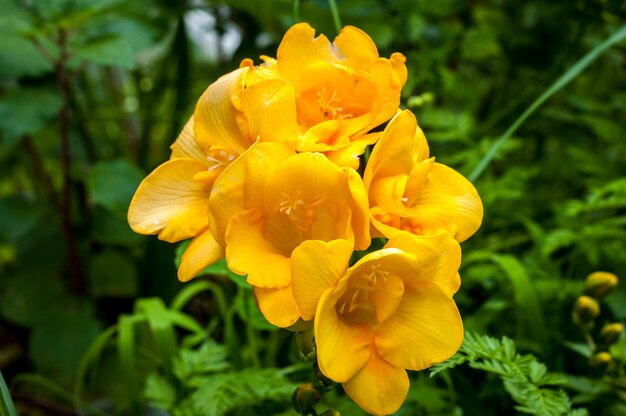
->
(208, 142), (370, 327)
(273, 23), (407, 169)
(291, 232), (463, 415)
(364, 109), (483, 242)
(128, 65), (297, 282)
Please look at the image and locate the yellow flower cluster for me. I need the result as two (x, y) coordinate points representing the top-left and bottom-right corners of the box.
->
(128, 23), (483, 415)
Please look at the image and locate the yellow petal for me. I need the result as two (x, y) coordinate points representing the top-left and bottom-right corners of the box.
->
(345, 168), (372, 250)
(386, 232), (461, 296)
(375, 281), (463, 371)
(324, 132), (380, 169)
(364, 110), (423, 189)
(291, 239), (353, 320)
(254, 285), (301, 328)
(128, 158), (210, 242)
(276, 23), (334, 86)
(403, 162), (483, 242)
(208, 142), (294, 245)
(170, 116), (206, 163)
(225, 210), (291, 288)
(240, 77), (298, 147)
(333, 26), (379, 69)
(390, 52), (408, 88)
(178, 227), (224, 282)
(194, 68), (249, 152)
(315, 288), (371, 383)
(342, 349), (409, 416)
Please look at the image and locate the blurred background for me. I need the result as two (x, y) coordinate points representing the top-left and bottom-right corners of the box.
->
(0, 0), (625, 415)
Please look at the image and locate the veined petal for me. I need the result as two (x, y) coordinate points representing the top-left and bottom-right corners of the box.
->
(342, 348), (409, 416)
(333, 26), (379, 69)
(364, 110), (424, 189)
(128, 158), (210, 242)
(403, 162), (483, 242)
(194, 68), (249, 152)
(241, 78), (298, 147)
(324, 132), (380, 170)
(291, 239), (353, 320)
(386, 232), (461, 296)
(345, 168), (371, 250)
(375, 281), (463, 371)
(315, 288), (371, 383)
(254, 285), (301, 328)
(276, 23), (334, 86)
(178, 228), (224, 282)
(170, 116), (206, 162)
(225, 210), (291, 288)
(208, 142), (293, 245)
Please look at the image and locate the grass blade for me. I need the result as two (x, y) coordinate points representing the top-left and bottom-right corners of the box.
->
(0, 372), (16, 416)
(468, 24), (626, 182)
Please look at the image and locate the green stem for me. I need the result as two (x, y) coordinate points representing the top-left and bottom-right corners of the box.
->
(468, 24), (626, 182)
(293, 0), (300, 22)
(327, 0), (342, 34)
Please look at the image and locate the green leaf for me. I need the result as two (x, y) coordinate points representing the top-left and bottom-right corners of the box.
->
(30, 312), (102, 381)
(469, 24), (626, 181)
(144, 373), (177, 411)
(172, 340), (230, 382)
(0, 88), (62, 148)
(562, 341), (592, 359)
(0, 372), (17, 416)
(91, 208), (144, 246)
(71, 35), (135, 69)
(88, 250), (138, 297)
(85, 159), (144, 217)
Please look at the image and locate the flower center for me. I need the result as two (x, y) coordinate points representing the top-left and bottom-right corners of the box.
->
(278, 191), (327, 232)
(206, 147), (239, 171)
(316, 87), (351, 120)
(374, 213), (423, 235)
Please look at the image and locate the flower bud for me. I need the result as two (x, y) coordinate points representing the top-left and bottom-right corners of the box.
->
(600, 323), (623, 345)
(584, 272), (618, 299)
(319, 410), (341, 416)
(313, 359), (336, 388)
(572, 296), (600, 328)
(590, 351), (612, 371)
(292, 383), (321, 415)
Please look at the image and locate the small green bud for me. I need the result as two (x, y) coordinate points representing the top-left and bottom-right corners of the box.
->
(292, 383), (321, 415)
(584, 272), (618, 299)
(319, 410), (341, 416)
(572, 296), (600, 328)
(600, 323), (623, 345)
(313, 359), (336, 388)
(590, 351), (612, 371)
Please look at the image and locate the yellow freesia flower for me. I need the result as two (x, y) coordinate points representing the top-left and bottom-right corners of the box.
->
(364, 109), (483, 242)
(208, 142), (370, 327)
(291, 232), (463, 415)
(272, 23), (407, 169)
(128, 64), (297, 282)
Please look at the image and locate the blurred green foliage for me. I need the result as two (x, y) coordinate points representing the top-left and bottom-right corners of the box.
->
(0, 0), (625, 415)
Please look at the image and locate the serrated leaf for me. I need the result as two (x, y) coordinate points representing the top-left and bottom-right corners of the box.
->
(173, 340), (230, 382)
(144, 373), (177, 410)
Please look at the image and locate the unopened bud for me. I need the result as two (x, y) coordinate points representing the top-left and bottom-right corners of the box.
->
(600, 323), (623, 345)
(292, 383), (321, 415)
(572, 296), (600, 328)
(590, 351), (612, 371)
(584, 272), (618, 299)
(313, 359), (336, 388)
(319, 410), (341, 416)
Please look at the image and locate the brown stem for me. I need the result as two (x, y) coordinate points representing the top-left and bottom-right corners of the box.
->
(11, 390), (79, 416)
(22, 135), (60, 208)
(56, 29), (85, 295)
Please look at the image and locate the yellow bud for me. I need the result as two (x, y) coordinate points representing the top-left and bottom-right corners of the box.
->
(590, 351), (612, 371)
(572, 296), (600, 328)
(584, 272), (618, 299)
(600, 323), (623, 345)
(319, 410), (341, 416)
(292, 383), (321, 415)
